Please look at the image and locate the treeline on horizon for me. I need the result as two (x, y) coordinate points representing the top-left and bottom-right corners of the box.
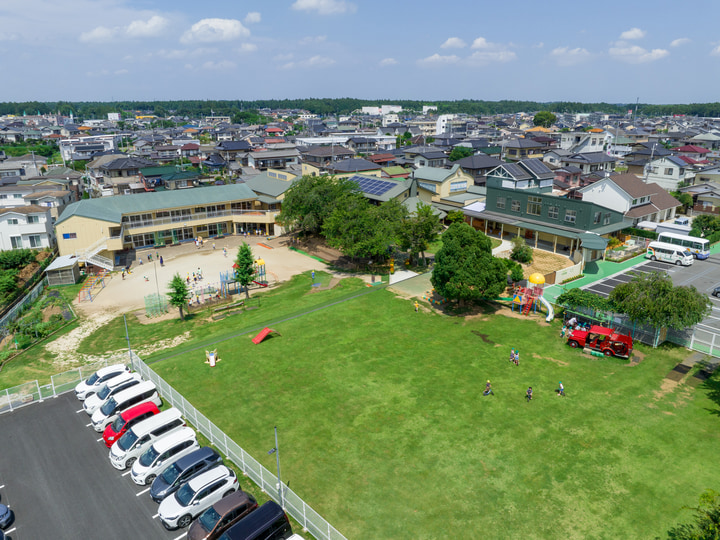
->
(2, 99), (720, 119)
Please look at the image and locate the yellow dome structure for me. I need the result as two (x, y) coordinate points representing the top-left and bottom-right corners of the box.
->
(528, 273), (545, 285)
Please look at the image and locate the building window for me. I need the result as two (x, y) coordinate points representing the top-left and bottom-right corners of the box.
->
(548, 206), (559, 219)
(0, 195), (6, 199)
(450, 181), (467, 192)
(664, 168), (674, 176)
(10, 236), (21, 249)
(62, 233), (77, 239)
(604, 213), (611, 225)
(7, 218), (18, 225)
(28, 235), (41, 248)
(509, 149), (517, 156)
(593, 212), (601, 224)
(496, 198), (506, 210)
(527, 196), (542, 216)
(27, 215), (39, 224)
(632, 198), (637, 205)
(564, 209), (577, 224)
(13, 194), (22, 199)
(511, 200), (521, 212)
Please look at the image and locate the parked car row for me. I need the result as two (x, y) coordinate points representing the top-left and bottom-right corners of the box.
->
(75, 364), (300, 539)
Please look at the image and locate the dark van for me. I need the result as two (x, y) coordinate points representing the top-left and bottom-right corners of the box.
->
(217, 501), (292, 540)
(188, 489), (258, 540)
(150, 447), (223, 503)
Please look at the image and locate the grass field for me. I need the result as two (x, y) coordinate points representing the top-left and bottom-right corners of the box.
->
(138, 273), (720, 540)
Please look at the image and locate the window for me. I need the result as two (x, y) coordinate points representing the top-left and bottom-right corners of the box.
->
(13, 194), (22, 199)
(496, 198), (506, 210)
(593, 212), (601, 224)
(0, 195), (6, 199)
(632, 199), (638, 205)
(7, 218), (18, 225)
(450, 181), (467, 192)
(527, 196), (542, 216)
(10, 236), (21, 249)
(511, 200), (521, 212)
(604, 213), (611, 225)
(27, 215), (39, 224)
(62, 232), (77, 239)
(28, 235), (41, 248)
(664, 168), (674, 176)
(564, 209), (577, 224)
(548, 206), (559, 219)
(509, 149), (517, 156)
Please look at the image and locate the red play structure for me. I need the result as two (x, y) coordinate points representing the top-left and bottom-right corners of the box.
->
(252, 327), (280, 344)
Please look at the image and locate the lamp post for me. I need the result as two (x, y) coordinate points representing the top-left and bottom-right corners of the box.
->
(268, 426), (284, 508)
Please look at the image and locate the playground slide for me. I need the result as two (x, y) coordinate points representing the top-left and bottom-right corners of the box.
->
(538, 296), (554, 322)
(253, 280), (269, 288)
(252, 327), (279, 344)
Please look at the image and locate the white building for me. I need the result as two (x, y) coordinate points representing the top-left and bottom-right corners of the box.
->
(59, 135), (117, 162)
(0, 205), (54, 250)
(361, 105), (402, 115)
(108, 112), (121, 121)
(423, 106), (438, 114)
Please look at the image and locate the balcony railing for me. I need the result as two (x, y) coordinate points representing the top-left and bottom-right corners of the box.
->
(123, 209), (278, 231)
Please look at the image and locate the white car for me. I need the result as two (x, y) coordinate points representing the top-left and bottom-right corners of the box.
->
(83, 372), (142, 415)
(74, 364), (128, 400)
(90, 381), (160, 432)
(158, 465), (239, 530)
(109, 408), (184, 470)
(130, 427), (199, 485)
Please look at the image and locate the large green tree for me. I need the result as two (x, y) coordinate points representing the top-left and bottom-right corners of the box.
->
(167, 273), (190, 321)
(431, 222), (507, 306)
(398, 202), (442, 266)
(448, 146), (475, 161)
(609, 271), (711, 330)
(278, 175), (356, 235)
(667, 489), (720, 540)
(533, 111), (557, 128)
(234, 242), (256, 299)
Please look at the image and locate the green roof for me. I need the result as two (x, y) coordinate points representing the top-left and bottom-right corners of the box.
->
(56, 183), (257, 226)
(162, 171), (200, 181)
(382, 166), (410, 176)
(414, 164), (460, 183)
(141, 166), (179, 177)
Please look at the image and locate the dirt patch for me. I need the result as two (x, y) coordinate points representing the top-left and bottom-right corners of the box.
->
(42, 305), (63, 322)
(654, 378), (679, 401)
(17, 261), (40, 287)
(495, 248), (573, 278)
(532, 353), (569, 366)
(629, 350), (645, 365)
(470, 330), (494, 344)
(134, 309), (181, 324)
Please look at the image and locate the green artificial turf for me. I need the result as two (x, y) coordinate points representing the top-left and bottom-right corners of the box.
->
(146, 282), (720, 540)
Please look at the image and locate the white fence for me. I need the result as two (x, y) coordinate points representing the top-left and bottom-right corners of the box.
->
(554, 260), (583, 284)
(0, 354), (348, 540)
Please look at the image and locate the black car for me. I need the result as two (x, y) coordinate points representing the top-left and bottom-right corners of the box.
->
(712, 286), (720, 297)
(150, 446), (222, 503)
(0, 502), (13, 529)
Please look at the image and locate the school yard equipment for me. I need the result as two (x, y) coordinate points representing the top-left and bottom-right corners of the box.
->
(252, 327), (280, 345)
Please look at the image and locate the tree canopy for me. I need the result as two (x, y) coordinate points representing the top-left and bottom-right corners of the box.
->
(609, 271), (711, 330)
(448, 146), (475, 161)
(398, 202), (442, 266)
(277, 175), (356, 235)
(667, 489), (720, 540)
(166, 273), (190, 321)
(431, 222), (507, 305)
(234, 242), (256, 299)
(533, 111), (557, 127)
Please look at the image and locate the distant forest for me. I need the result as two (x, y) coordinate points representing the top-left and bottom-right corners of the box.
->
(2, 99), (720, 119)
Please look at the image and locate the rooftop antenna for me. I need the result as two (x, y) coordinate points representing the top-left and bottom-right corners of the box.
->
(634, 98), (640, 122)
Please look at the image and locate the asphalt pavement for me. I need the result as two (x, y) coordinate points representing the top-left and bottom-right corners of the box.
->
(0, 392), (184, 540)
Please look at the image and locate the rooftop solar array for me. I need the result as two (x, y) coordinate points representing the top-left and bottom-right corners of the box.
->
(503, 163), (531, 180)
(348, 175), (398, 196)
(522, 158), (553, 177)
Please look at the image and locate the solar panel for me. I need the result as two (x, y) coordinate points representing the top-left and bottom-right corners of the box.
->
(523, 158), (552, 177)
(350, 176), (397, 196)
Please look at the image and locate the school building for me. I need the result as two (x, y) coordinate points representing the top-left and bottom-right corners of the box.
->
(55, 184), (280, 271)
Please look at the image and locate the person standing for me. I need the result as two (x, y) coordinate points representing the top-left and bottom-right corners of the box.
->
(483, 380), (494, 396)
(159, 256), (164, 267)
(557, 382), (565, 397)
(514, 350), (520, 366)
(414, 301), (419, 312)
(526, 386), (533, 402)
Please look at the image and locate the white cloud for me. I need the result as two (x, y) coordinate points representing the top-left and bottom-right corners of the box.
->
(471, 37), (497, 50)
(202, 60), (236, 70)
(417, 53), (460, 66)
(279, 62), (295, 70)
(244, 12), (261, 24)
(711, 45), (720, 56)
(126, 15), (168, 37)
(441, 37), (466, 49)
(114, 68), (129, 75)
(291, 0), (357, 15)
(79, 26), (117, 43)
(609, 45), (669, 63)
(0, 31), (19, 41)
(467, 50), (516, 64)
(305, 55), (335, 67)
(550, 46), (590, 66)
(670, 38), (690, 47)
(299, 35), (327, 45)
(237, 43), (257, 53)
(532, 42), (544, 49)
(379, 57), (397, 67)
(619, 27), (646, 40)
(181, 18), (250, 44)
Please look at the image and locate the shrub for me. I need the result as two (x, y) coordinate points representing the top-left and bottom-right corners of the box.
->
(510, 236), (533, 264)
(607, 237), (623, 249)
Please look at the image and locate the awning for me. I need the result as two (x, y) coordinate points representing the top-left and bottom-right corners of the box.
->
(578, 232), (608, 250)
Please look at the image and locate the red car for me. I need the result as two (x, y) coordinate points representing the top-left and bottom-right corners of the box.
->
(102, 401), (160, 448)
(567, 325), (633, 359)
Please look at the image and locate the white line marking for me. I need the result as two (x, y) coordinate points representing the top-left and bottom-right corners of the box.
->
(5, 527), (16, 535)
(173, 532), (187, 540)
(0, 484), (4, 489)
(153, 513), (159, 519)
(85, 423), (92, 427)
(76, 409), (84, 413)
(136, 487), (151, 497)
(97, 437), (104, 442)
(122, 470), (133, 477)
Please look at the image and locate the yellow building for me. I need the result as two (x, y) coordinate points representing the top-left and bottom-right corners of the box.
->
(55, 184), (278, 270)
(414, 164), (474, 202)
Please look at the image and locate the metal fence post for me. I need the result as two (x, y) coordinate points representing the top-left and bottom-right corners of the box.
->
(50, 375), (56, 398)
(36, 380), (42, 402)
(6, 389), (11, 412)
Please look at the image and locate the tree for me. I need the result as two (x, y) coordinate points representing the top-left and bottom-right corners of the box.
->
(445, 210), (465, 225)
(510, 236), (533, 264)
(533, 111), (557, 128)
(278, 175), (356, 235)
(556, 288), (614, 312)
(609, 271), (711, 330)
(167, 273), (190, 321)
(398, 202), (442, 266)
(431, 222), (507, 306)
(448, 146), (475, 161)
(234, 242), (256, 299)
(667, 489), (720, 539)
(670, 191), (694, 212)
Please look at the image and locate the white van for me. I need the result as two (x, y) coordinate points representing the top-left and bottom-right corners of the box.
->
(646, 241), (694, 266)
(109, 408), (185, 470)
(131, 427), (199, 485)
(83, 372), (143, 415)
(75, 364), (128, 400)
(91, 381), (161, 432)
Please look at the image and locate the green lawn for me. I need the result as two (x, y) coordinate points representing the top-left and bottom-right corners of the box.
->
(142, 279), (720, 539)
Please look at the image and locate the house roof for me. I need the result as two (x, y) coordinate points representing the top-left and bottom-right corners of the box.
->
(454, 154), (504, 170)
(56, 183), (257, 226)
(0, 204), (47, 216)
(673, 144), (709, 154)
(328, 158), (380, 173)
(101, 157), (156, 171)
(345, 174), (410, 203)
(215, 140), (253, 151)
(414, 164), (461, 183)
(562, 152), (616, 164)
(301, 146), (354, 158)
(242, 172), (296, 198)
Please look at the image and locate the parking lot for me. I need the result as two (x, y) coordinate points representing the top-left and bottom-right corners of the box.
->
(582, 253), (720, 349)
(0, 393), (184, 540)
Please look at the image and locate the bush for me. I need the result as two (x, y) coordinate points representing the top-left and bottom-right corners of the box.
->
(510, 237), (533, 264)
(0, 249), (35, 270)
(503, 258), (524, 283)
(621, 227), (657, 240)
(607, 237), (623, 249)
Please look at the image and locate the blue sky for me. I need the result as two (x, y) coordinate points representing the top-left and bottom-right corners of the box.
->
(2, 0), (719, 104)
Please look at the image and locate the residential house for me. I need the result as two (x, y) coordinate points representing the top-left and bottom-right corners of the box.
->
(402, 147), (448, 168)
(673, 145), (711, 161)
(627, 155), (688, 191)
(0, 205), (54, 250)
(302, 158), (383, 178)
(501, 138), (545, 161)
(214, 140), (253, 163)
(300, 145), (355, 167)
(413, 164), (474, 202)
(579, 173), (680, 225)
(346, 137), (377, 154)
(453, 154), (504, 186)
(680, 182), (720, 215)
(248, 148), (301, 170)
(0, 161), (26, 183)
(559, 130), (605, 153)
(558, 152), (616, 175)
